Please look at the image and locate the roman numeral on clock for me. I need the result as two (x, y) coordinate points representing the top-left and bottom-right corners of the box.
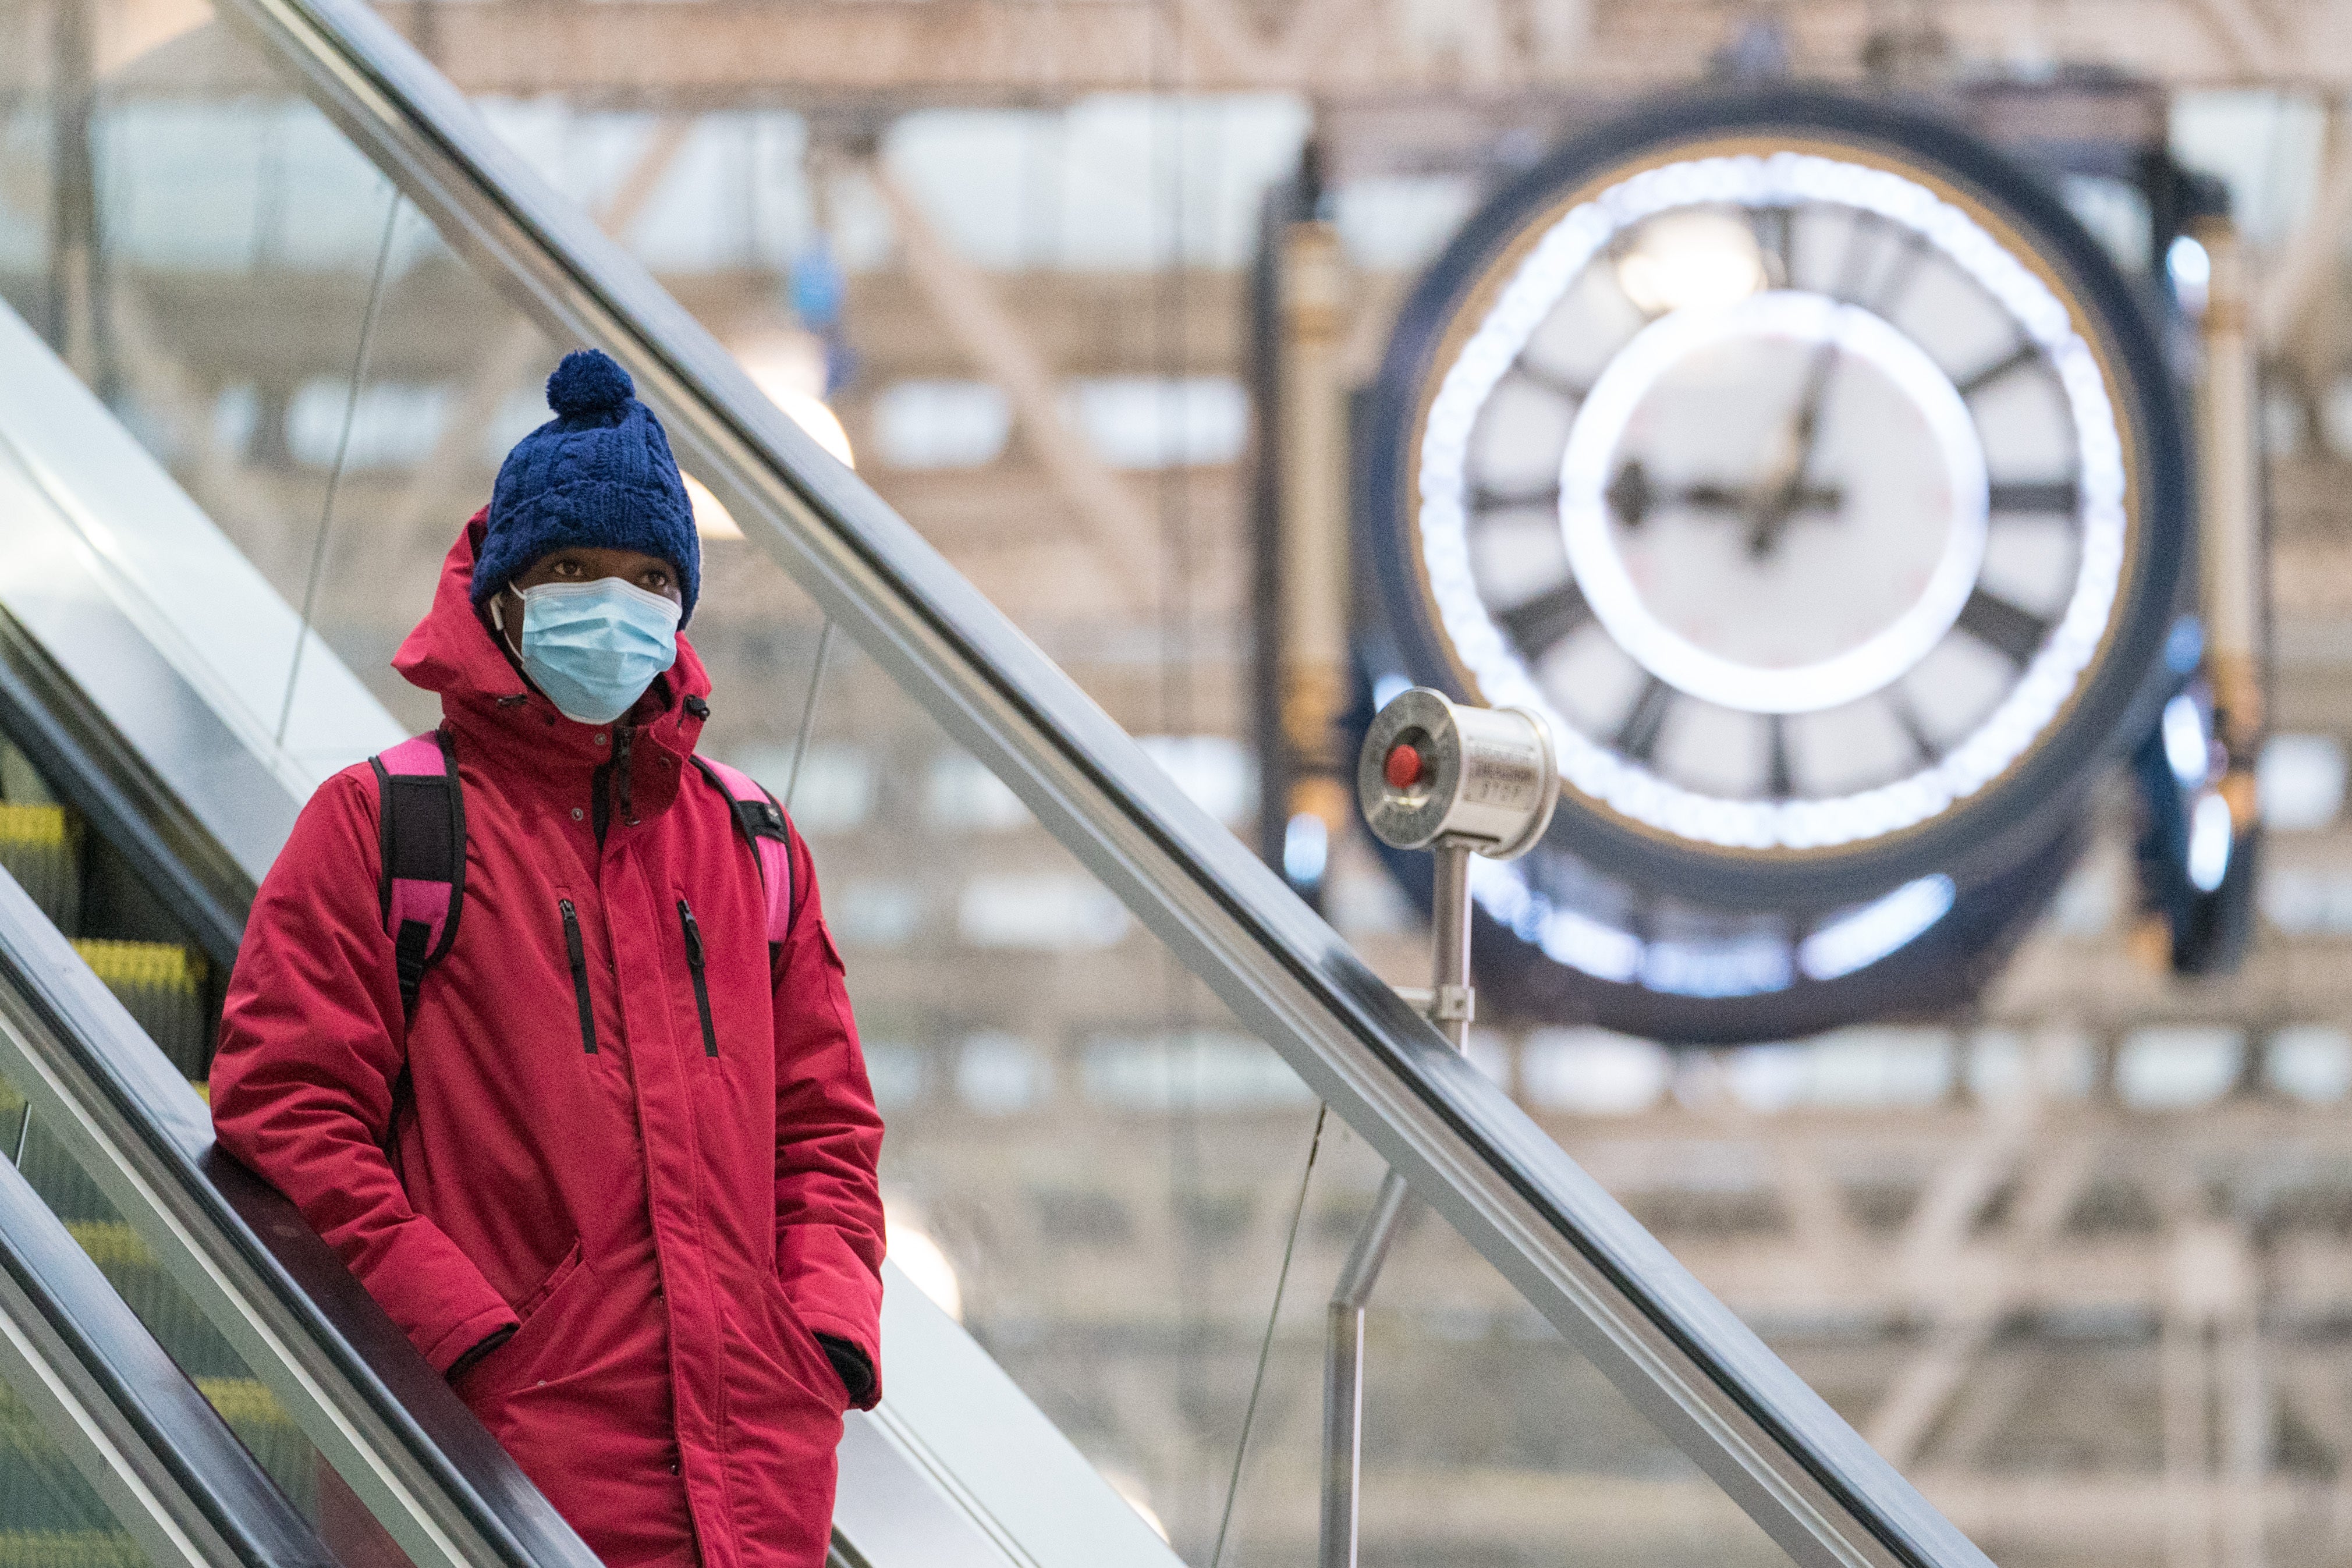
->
(1496, 581), (1593, 656)
(1863, 230), (1933, 317)
(1754, 206), (1794, 288)
(1986, 480), (2077, 515)
(1471, 482), (1562, 513)
(1956, 340), (2041, 399)
(1956, 586), (2052, 664)
(1614, 675), (1676, 762)
(1886, 690), (1942, 765)
(1509, 359), (1589, 404)
(1766, 714), (1794, 799)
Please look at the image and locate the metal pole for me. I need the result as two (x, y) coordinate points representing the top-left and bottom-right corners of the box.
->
(1429, 840), (1474, 1051)
(1274, 200), (1352, 905)
(783, 619), (836, 813)
(48, 0), (109, 396)
(1318, 1170), (1409, 1568)
(1319, 839), (1474, 1568)
(2194, 215), (2266, 843)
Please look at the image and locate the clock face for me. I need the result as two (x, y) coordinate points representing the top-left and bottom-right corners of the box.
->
(1377, 93), (2185, 909)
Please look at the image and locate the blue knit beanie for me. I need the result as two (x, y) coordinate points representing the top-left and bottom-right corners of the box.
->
(473, 350), (701, 622)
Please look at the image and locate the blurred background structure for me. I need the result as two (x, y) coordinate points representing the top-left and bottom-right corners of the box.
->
(16, 2), (2352, 1566)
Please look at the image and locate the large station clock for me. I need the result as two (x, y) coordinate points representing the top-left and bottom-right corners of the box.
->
(1364, 88), (2188, 916)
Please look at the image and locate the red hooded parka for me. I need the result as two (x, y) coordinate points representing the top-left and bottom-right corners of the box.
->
(211, 516), (885, 1567)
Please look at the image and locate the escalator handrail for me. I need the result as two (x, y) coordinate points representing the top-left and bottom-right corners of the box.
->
(0, 1098), (338, 1568)
(173, 8), (1983, 1568)
(0, 868), (602, 1568)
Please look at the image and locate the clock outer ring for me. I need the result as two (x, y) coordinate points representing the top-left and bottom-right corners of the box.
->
(1363, 86), (2188, 913)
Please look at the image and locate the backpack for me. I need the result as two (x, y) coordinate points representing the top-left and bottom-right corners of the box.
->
(369, 730), (793, 1020)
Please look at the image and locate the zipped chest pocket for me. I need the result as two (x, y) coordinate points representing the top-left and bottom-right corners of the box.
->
(559, 899), (598, 1054)
(676, 899), (718, 1058)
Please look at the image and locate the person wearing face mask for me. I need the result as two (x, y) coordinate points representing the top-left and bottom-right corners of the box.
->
(209, 349), (884, 1568)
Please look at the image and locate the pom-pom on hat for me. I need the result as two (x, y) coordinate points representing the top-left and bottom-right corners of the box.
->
(472, 349), (701, 621)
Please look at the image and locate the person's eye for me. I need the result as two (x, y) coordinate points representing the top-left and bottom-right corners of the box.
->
(645, 571), (671, 590)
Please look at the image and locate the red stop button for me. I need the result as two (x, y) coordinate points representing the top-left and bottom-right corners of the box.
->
(1383, 743), (1424, 790)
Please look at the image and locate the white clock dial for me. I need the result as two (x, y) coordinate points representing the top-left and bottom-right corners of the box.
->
(1415, 149), (2127, 855)
(1559, 289), (1989, 718)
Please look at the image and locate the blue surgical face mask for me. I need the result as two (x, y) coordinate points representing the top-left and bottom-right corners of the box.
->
(494, 577), (681, 725)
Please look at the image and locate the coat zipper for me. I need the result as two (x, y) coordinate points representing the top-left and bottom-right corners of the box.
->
(559, 899), (598, 1054)
(676, 899), (717, 1058)
(615, 728), (636, 826)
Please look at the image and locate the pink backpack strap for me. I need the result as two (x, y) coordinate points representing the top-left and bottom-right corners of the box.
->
(368, 731), (466, 1018)
(692, 758), (793, 944)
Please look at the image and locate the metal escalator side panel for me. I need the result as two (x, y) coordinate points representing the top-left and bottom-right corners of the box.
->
(837, 1261), (1183, 1568)
(207, 5), (1993, 1568)
(0, 609), (251, 973)
(0, 865), (601, 1568)
(0, 1102), (335, 1568)
(0, 293), (405, 889)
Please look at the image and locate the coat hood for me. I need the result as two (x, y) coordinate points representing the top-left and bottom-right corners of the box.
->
(394, 511), (713, 820)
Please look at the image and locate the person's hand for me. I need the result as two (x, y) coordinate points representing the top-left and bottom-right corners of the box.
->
(814, 1332), (873, 1406)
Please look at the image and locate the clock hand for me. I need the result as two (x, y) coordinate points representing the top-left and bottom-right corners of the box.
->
(1746, 337), (1844, 559)
(1605, 461), (1839, 528)
(1687, 480), (1842, 512)
(1743, 420), (1804, 555)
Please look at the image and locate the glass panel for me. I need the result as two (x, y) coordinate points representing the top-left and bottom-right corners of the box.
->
(0, 0), (347, 1456)
(90, 100), (548, 739)
(0, 1072), (317, 1520)
(0, 739), (329, 1527)
(0, 3), (1957, 1566)
(0, 1367), (158, 1566)
(740, 587), (1804, 1566)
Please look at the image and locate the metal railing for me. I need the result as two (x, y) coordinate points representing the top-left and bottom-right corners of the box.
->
(201, 1), (2000, 1564)
(0, 867), (603, 1568)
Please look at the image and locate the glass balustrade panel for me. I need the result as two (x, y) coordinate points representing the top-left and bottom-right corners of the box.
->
(0, 6), (1913, 1567)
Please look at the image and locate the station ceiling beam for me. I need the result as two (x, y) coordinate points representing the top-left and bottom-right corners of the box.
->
(107, 0), (2352, 107)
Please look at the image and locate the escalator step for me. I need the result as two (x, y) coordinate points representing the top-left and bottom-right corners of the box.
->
(194, 1378), (314, 1513)
(1, 1083), (108, 1226)
(0, 892), (313, 1528)
(0, 1083), (211, 1231)
(0, 1237), (310, 1512)
(0, 1383), (180, 1549)
(70, 942), (208, 1075)
(0, 804), (79, 936)
(0, 742), (58, 808)
(62, 1221), (246, 1380)
(56, 1222), (311, 1506)
(0, 1532), (144, 1567)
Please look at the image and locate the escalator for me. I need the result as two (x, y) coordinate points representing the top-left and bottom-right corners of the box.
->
(0, 0), (2013, 1564)
(0, 237), (1170, 1567)
(0, 1053), (335, 1568)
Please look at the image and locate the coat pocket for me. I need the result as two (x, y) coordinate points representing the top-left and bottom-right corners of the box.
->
(759, 1272), (850, 1411)
(456, 1240), (588, 1402)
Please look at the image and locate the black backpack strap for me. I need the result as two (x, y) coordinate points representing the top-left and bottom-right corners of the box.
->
(690, 756), (793, 942)
(368, 730), (467, 1020)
